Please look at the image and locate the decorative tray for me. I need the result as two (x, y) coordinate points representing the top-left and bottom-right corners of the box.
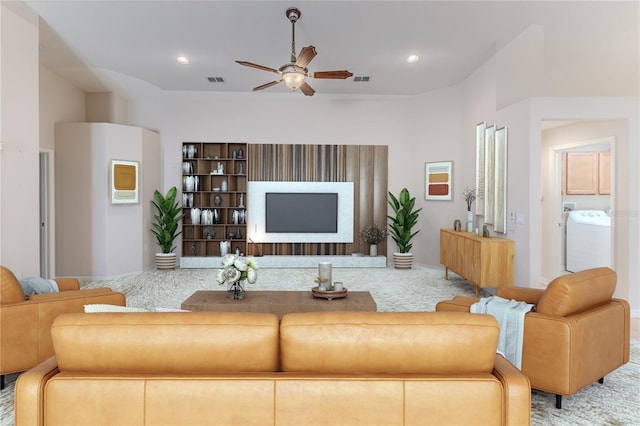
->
(311, 286), (348, 300)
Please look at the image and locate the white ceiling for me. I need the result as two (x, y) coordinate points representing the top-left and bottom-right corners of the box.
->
(26, 1), (639, 98)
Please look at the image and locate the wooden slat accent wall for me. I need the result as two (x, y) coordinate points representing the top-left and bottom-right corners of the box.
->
(248, 144), (388, 256)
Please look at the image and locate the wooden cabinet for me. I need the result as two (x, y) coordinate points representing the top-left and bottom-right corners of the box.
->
(440, 228), (514, 296)
(565, 152), (598, 195)
(564, 151), (610, 195)
(598, 151), (611, 195)
(181, 142), (247, 257)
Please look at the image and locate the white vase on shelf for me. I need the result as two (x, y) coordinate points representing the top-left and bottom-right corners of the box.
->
(466, 210), (474, 232)
(190, 208), (201, 225)
(369, 244), (378, 257)
(220, 241), (230, 257)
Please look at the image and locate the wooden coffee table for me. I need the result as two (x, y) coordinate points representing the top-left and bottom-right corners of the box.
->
(181, 290), (377, 319)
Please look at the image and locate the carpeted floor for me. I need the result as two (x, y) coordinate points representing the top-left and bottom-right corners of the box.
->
(1, 264), (638, 425)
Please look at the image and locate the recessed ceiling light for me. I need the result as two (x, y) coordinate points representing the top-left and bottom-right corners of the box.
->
(406, 54), (419, 63)
(176, 56), (190, 65)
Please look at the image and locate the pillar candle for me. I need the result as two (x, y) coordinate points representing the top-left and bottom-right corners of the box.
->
(318, 262), (332, 290)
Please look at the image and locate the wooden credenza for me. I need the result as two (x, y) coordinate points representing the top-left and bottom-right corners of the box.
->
(440, 228), (514, 296)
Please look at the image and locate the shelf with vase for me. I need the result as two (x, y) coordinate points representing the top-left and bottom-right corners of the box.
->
(181, 142), (247, 260)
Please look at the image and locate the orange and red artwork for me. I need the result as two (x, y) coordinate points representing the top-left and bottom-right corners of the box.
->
(425, 161), (452, 200)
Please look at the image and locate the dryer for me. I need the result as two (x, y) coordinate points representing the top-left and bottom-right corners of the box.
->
(566, 210), (611, 272)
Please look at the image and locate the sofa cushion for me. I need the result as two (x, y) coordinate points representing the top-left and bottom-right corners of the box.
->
(537, 267), (616, 316)
(51, 312), (280, 373)
(280, 311), (499, 374)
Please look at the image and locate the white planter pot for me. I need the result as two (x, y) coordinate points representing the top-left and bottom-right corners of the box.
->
(369, 244), (378, 257)
(156, 253), (177, 270)
(393, 252), (413, 269)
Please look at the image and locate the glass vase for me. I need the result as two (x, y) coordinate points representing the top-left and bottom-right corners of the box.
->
(227, 281), (245, 300)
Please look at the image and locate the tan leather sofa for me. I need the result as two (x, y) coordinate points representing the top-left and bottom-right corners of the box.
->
(16, 311), (531, 425)
(0, 266), (125, 389)
(436, 267), (630, 409)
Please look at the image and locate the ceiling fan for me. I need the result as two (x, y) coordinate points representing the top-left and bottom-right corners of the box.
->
(235, 7), (353, 96)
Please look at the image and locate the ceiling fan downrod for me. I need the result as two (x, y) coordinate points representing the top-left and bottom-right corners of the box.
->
(286, 7), (301, 63)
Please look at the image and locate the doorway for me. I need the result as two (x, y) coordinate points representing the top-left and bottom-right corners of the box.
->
(540, 121), (615, 283)
(39, 150), (54, 278)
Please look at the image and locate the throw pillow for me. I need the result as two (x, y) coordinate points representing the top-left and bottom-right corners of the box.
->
(84, 304), (149, 313)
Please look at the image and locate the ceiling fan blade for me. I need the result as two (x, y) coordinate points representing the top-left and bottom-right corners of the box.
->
(311, 70), (354, 79)
(236, 61), (279, 74)
(295, 46), (317, 68)
(299, 82), (315, 96)
(253, 80), (282, 91)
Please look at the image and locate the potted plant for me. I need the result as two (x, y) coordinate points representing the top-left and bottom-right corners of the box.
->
(387, 187), (422, 269)
(359, 224), (388, 257)
(151, 186), (185, 269)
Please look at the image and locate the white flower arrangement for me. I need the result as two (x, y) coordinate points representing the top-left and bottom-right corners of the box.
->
(216, 254), (258, 286)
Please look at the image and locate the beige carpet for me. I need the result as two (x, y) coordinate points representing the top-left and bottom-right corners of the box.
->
(1, 264), (638, 425)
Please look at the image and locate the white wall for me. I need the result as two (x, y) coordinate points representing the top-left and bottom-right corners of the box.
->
(128, 92), (423, 259)
(55, 122), (160, 279)
(39, 66), (85, 150)
(408, 86), (465, 266)
(0, 2), (40, 277)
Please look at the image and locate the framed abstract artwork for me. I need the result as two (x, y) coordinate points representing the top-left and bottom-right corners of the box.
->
(425, 161), (453, 200)
(483, 125), (496, 224)
(111, 159), (139, 204)
(494, 127), (508, 233)
(475, 122), (486, 216)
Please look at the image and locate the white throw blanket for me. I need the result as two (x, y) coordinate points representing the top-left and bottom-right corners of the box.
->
(471, 295), (534, 369)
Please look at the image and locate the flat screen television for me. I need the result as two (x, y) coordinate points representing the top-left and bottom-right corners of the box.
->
(265, 193), (338, 233)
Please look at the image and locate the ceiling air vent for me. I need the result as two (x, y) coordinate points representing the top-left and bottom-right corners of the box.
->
(353, 76), (370, 82)
(207, 77), (225, 83)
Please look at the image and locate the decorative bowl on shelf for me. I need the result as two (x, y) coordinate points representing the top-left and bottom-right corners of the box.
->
(311, 286), (348, 300)
(213, 187), (221, 191)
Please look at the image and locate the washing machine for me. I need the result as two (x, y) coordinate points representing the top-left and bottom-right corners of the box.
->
(566, 210), (611, 272)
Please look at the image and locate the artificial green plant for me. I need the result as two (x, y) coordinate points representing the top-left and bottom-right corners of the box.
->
(387, 187), (422, 253)
(151, 186), (185, 253)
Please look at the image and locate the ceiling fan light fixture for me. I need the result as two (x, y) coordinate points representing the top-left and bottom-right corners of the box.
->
(280, 64), (307, 90)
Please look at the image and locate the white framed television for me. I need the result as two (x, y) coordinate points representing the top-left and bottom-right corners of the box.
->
(247, 181), (354, 243)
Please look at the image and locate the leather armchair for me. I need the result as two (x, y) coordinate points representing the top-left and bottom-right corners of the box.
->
(436, 267), (630, 408)
(0, 266), (125, 389)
